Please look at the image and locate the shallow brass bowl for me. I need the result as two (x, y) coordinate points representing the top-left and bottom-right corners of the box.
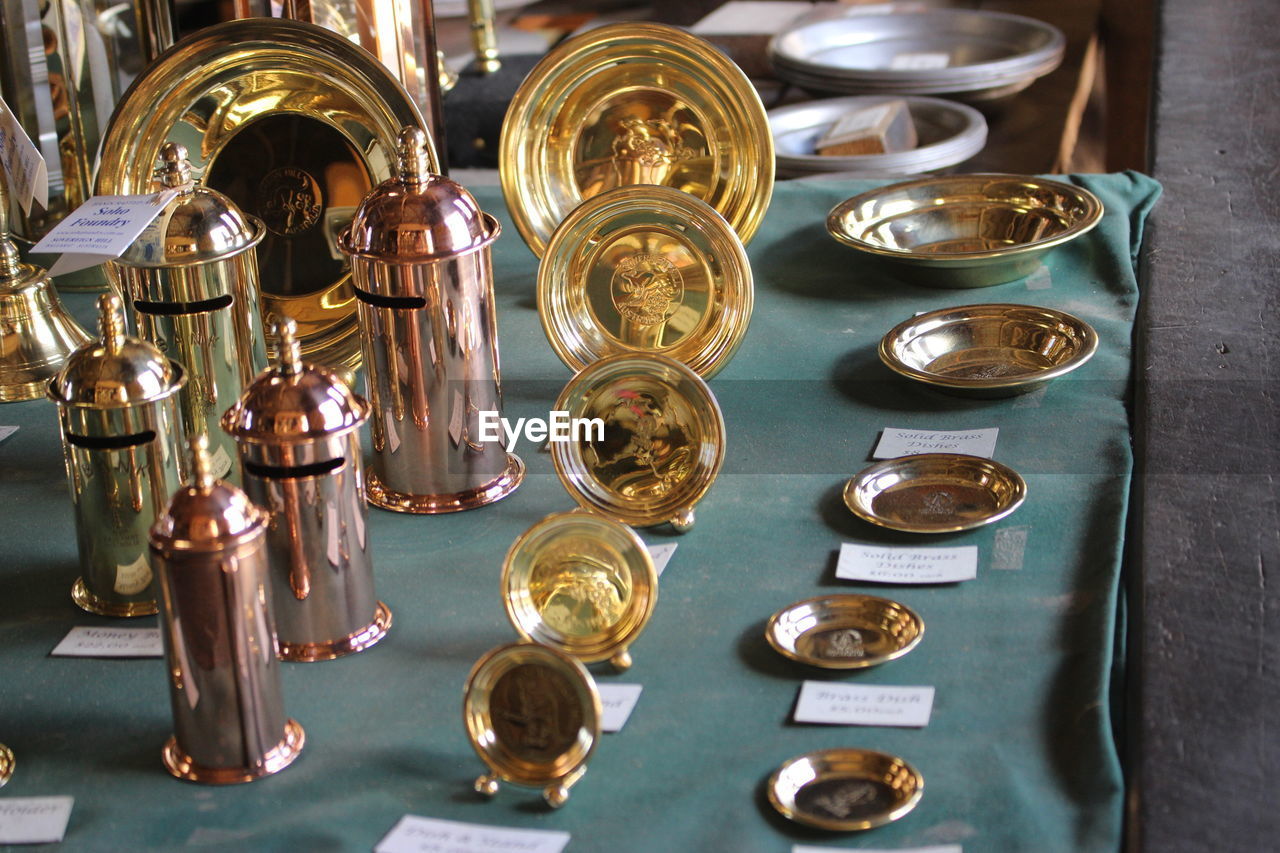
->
(538, 185), (753, 378)
(97, 19), (429, 373)
(843, 453), (1026, 533)
(767, 748), (923, 831)
(503, 511), (657, 671)
(499, 22), (774, 257)
(552, 353), (725, 532)
(826, 174), (1102, 288)
(766, 594), (923, 670)
(880, 303), (1098, 397)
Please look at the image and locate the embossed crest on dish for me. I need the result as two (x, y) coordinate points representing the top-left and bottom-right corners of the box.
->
(766, 594), (924, 669)
(767, 748), (924, 831)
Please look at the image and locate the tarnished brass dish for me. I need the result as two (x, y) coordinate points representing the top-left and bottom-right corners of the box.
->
(552, 353), (725, 533)
(538, 185), (753, 377)
(499, 22), (774, 257)
(767, 748), (923, 831)
(826, 174), (1102, 287)
(503, 510), (657, 671)
(766, 594), (923, 669)
(843, 453), (1026, 533)
(880, 303), (1098, 397)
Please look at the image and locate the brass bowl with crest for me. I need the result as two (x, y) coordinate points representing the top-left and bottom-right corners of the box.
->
(767, 748), (924, 831)
(843, 453), (1026, 533)
(766, 594), (923, 670)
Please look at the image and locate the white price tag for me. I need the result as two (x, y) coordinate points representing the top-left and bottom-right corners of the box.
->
(375, 816), (570, 853)
(0, 796), (75, 844)
(794, 681), (935, 727)
(30, 190), (180, 276)
(0, 97), (48, 215)
(0, 426), (18, 445)
(889, 51), (950, 70)
(646, 542), (677, 577)
(796, 846), (962, 853)
(836, 543), (977, 584)
(598, 683), (643, 732)
(873, 426), (998, 459)
(51, 627), (163, 658)
(208, 444), (233, 480)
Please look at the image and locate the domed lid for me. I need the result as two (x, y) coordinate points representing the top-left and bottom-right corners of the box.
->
(116, 142), (264, 268)
(339, 126), (498, 263)
(221, 319), (369, 443)
(151, 436), (267, 551)
(49, 294), (184, 408)
(0, 234), (50, 292)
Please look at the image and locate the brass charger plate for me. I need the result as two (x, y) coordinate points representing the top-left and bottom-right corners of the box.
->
(844, 453), (1026, 533)
(463, 641), (601, 807)
(552, 353), (726, 532)
(499, 22), (774, 257)
(766, 594), (923, 669)
(880, 303), (1099, 397)
(503, 510), (658, 671)
(97, 19), (431, 373)
(538, 185), (753, 378)
(767, 748), (923, 831)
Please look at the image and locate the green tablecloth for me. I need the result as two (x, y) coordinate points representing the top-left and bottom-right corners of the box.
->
(0, 173), (1160, 852)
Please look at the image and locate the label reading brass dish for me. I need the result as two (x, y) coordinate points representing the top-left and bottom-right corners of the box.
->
(767, 748), (923, 831)
(843, 453), (1026, 533)
(766, 594), (923, 669)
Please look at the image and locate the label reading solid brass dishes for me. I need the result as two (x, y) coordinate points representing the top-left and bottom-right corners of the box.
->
(552, 354), (726, 533)
(767, 748), (923, 831)
(843, 453), (1026, 533)
(538, 185), (753, 378)
(766, 594), (923, 669)
(499, 22), (774, 257)
(464, 642), (601, 808)
(503, 511), (658, 671)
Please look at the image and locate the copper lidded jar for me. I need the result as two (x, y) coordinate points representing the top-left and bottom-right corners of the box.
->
(110, 142), (268, 484)
(339, 126), (523, 513)
(47, 294), (186, 617)
(221, 320), (390, 661)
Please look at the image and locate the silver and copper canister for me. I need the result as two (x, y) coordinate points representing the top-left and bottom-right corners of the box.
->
(221, 319), (390, 662)
(150, 435), (304, 784)
(338, 126), (523, 513)
(110, 142), (268, 484)
(48, 294), (186, 617)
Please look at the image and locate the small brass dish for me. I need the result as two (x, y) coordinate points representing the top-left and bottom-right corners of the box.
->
(843, 453), (1026, 533)
(826, 174), (1103, 288)
(0, 743), (13, 787)
(552, 353), (726, 533)
(538, 185), (753, 378)
(766, 594), (923, 669)
(503, 511), (658, 671)
(463, 641), (601, 808)
(767, 748), (923, 831)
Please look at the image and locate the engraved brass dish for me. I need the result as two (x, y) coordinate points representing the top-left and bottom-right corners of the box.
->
(464, 641), (601, 808)
(500, 21), (774, 257)
(96, 19), (430, 372)
(844, 453), (1026, 534)
(503, 510), (657, 671)
(826, 174), (1103, 288)
(880, 303), (1098, 397)
(767, 748), (923, 831)
(538, 185), (753, 377)
(766, 594), (923, 670)
(552, 353), (726, 532)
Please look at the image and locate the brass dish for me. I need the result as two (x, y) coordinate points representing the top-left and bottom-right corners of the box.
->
(96, 19), (430, 373)
(766, 594), (923, 669)
(880, 303), (1098, 397)
(538, 185), (753, 378)
(499, 21), (774, 257)
(0, 743), (12, 787)
(826, 174), (1103, 288)
(464, 641), (601, 808)
(767, 748), (923, 831)
(552, 353), (725, 532)
(843, 453), (1026, 533)
(503, 510), (657, 671)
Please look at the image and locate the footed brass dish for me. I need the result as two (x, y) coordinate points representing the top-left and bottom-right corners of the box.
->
(767, 748), (923, 831)
(844, 453), (1026, 533)
(826, 174), (1102, 288)
(538, 185), (753, 377)
(880, 303), (1098, 397)
(766, 594), (923, 670)
(500, 22), (774, 257)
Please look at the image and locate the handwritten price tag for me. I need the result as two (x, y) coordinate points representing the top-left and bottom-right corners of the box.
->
(598, 683), (643, 732)
(873, 426), (998, 459)
(646, 542), (677, 577)
(375, 816), (569, 853)
(794, 681), (935, 727)
(0, 97), (48, 215)
(836, 543), (978, 584)
(0, 797), (74, 845)
(51, 627), (163, 658)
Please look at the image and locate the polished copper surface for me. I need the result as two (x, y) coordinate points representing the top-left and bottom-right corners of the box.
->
(766, 594), (924, 669)
(162, 719), (305, 784)
(768, 748), (924, 831)
(843, 453), (1027, 533)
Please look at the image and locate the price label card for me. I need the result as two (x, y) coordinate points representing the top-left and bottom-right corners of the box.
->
(794, 681), (935, 727)
(0, 97), (48, 215)
(30, 190), (180, 276)
(375, 816), (570, 853)
(0, 797), (74, 845)
(0, 426), (18, 445)
(836, 543), (977, 584)
(51, 627), (163, 658)
(873, 426), (998, 459)
(598, 683), (643, 732)
(646, 542), (677, 577)
(889, 51), (951, 70)
(796, 846), (962, 853)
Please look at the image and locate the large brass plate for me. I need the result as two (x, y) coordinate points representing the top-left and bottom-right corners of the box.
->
(766, 594), (923, 669)
(843, 453), (1026, 533)
(97, 19), (430, 372)
(500, 22), (774, 258)
(538, 185), (753, 378)
(767, 748), (923, 831)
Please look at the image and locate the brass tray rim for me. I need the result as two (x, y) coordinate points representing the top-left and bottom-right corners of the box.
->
(765, 593), (925, 670)
(766, 747), (924, 831)
(842, 452), (1027, 533)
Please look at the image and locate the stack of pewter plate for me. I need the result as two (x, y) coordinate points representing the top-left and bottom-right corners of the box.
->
(770, 7), (1065, 101)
